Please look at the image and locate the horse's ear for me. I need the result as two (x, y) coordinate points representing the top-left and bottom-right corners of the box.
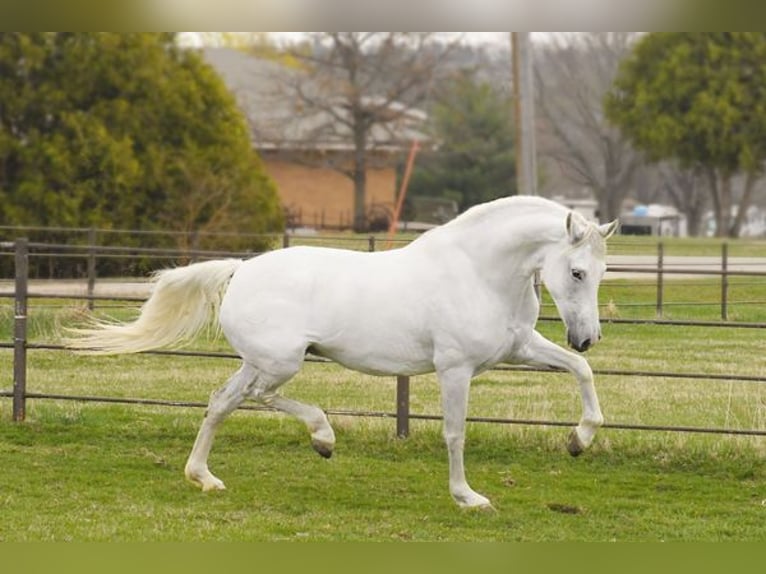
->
(565, 211), (588, 244)
(598, 219), (619, 240)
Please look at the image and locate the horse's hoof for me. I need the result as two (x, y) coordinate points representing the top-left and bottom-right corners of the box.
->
(567, 429), (584, 457)
(189, 475), (226, 491)
(454, 491), (493, 510)
(185, 466), (226, 491)
(312, 439), (333, 459)
(201, 480), (226, 492)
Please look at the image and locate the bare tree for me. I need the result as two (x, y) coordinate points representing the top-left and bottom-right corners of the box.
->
(655, 163), (709, 236)
(535, 33), (642, 222)
(279, 33), (458, 230)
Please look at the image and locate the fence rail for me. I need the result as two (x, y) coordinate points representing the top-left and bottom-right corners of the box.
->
(4, 231), (766, 319)
(3, 236), (766, 438)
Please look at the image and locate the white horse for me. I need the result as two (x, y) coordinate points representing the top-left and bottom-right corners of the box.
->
(66, 195), (617, 509)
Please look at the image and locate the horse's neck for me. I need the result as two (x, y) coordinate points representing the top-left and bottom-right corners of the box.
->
(446, 199), (565, 245)
(423, 205), (566, 288)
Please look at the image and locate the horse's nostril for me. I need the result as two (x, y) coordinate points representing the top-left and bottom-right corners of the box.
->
(580, 338), (591, 351)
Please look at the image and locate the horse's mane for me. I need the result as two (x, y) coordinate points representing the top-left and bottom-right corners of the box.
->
(416, 195), (607, 257)
(445, 196), (569, 228)
(420, 196), (568, 242)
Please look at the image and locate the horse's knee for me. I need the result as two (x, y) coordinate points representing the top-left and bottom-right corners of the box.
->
(571, 355), (593, 383)
(443, 430), (465, 451)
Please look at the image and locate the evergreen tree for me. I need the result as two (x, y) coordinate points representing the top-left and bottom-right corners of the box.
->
(408, 72), (516, 211)
(0, 33), (283, 253)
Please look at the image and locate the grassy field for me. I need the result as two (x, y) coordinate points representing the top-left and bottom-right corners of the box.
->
(1, 281), (766, 541)
(3, 227), (766, 541)
(2, 402), (765, 542)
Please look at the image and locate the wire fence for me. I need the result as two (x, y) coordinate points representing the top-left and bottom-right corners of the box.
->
(2, 234), (766, 438)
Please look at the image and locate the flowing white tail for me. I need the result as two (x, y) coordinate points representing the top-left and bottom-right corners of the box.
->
(65, 259), (242, 354)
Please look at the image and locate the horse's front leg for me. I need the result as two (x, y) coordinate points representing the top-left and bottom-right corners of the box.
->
(437, 366), (493, 509)
(516, 330), (604, 456)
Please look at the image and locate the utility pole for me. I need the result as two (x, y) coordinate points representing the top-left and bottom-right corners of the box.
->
(511, 32), (538, 196)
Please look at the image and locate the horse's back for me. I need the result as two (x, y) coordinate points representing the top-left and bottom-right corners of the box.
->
(221, 246), (375, 321)
(219, 246), (439, 373)
(227, 246), (407, 299)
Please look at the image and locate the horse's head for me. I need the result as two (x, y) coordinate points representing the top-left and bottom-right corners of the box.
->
(541, 212), (618, 353)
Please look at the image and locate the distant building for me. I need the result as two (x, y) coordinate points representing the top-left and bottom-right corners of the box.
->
(203, 48), (427, 230)
(620, 204), (687, 237)
(702, 206), (766, 238)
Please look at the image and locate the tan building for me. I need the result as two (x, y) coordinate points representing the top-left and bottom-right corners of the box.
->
(260, 154), (398, 229)
(203, 48), (424, 230)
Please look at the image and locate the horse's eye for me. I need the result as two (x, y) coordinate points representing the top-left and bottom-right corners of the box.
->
(571, 269), (585, 281)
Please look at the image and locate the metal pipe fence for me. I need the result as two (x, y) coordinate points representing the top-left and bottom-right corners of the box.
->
(3, 236), (766, 438)
(4, 230), (766, 320)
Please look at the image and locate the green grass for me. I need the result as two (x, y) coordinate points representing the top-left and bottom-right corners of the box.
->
(2, 292), (766, 540)
(1, 403), (765, 541)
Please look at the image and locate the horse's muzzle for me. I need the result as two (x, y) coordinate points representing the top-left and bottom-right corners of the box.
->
(567, 332), (599, 353)
(571, 338), (591, 352)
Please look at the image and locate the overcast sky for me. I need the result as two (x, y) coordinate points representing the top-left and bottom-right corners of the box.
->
(181, 32), (559, 48)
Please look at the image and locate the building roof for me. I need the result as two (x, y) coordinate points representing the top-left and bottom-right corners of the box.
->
(202, 47), (428, 152)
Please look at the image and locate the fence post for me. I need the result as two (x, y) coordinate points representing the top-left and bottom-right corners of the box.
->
(86, 227), (96, 311)
(282, 233), (290, 249)
(396, 375), (410, 438)
(368, 235), (376, 252)
(656, 241), (664, 317)
(721, 242), (729, 321)
(13, 238), (29, 422)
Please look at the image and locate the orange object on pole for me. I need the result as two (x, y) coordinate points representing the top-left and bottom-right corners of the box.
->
(386, 139), (421, 246)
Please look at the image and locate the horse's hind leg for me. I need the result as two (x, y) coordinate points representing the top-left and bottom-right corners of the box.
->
(185, 363), (259, 491)
(259, 394), (336, 458)
(185, 350), (334, 491)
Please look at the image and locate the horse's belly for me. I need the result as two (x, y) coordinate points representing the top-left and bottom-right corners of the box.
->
(311, 338), (435, 377)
